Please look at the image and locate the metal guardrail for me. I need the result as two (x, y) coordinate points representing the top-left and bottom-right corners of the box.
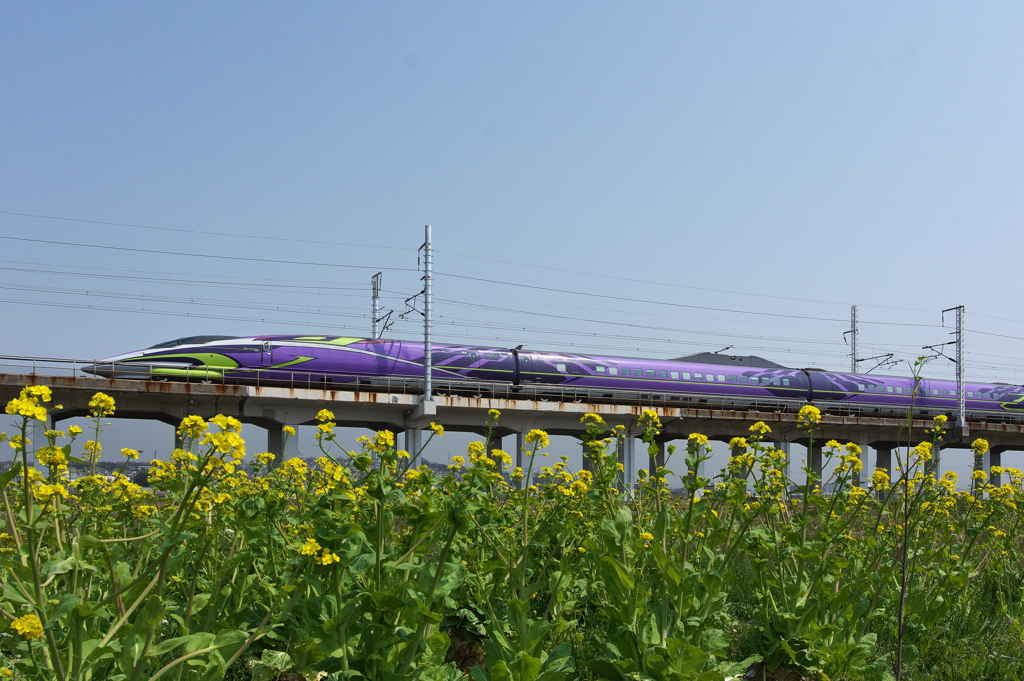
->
(0, 355), (1020, 426)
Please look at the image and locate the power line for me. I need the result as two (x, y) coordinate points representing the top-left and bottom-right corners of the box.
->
(0, 236), (419, 272)
(0, 210), (415, 251)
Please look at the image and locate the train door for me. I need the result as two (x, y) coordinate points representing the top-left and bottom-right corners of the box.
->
(261, 341), (273, 367)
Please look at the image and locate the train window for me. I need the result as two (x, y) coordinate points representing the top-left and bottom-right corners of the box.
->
(941, 389), (948, 396)
(932, 389), (939, 396)
(659, 370), (668, 378)
(647, 370), (656, 378)
(718, 374), (726, 382)
(967, 391), (974, 397)
(596, 366), (606, 373)
(471, 353), (478, 361)
(770, 377), (779, 386)
(951, 389), (957, 396)
(729, 375), (737, 383)
(556, 363), (567, 372)
(670, 371), (679, 379)
(621, 368), (630, 376)
(741, 376), (749, 383)
(609, 367), (619, 376)
(521, 357), (531, 366)
(783, 378), (790, 386)
(763, 377), (772, 385)
(858, 384), (865, 391)
(886, 386), (894, 393)
(694, 373), (702, 379)
(896, 387), (903, 394)
(682, 372), (691, 379)
(707, 374), (716, 382)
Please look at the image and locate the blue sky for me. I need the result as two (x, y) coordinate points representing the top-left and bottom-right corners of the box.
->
(1, 3), (1022, 475)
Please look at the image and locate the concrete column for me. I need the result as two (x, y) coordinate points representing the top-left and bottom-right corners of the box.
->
(174, 431), (185, 451)
(772, 440), (791, 478)
(485, 433), (506, 481)
(854, 434), (869, 487)
(581, 440), (594, 473)
(618, 434), (635, 490)
(515, 431), (525, 486)
(267, 426), (284, 465)
(808, 445), (823, 479)
(30, 419), (45, 457)
(875, 447), (892, 479)
(985, 448), (1004, 487)
(650, 440), (666, 475)
(405, 428), (423, 460)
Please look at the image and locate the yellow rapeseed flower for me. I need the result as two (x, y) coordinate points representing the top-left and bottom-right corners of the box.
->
(639, 409), (661, 431)
(316, 409), (335, 422)
(429, 422), (444, 437)
(319, 550), (340, 565)
(88, 392), (116, 417)
(10, 614), (43, 639)
(525, 429), (549, 449)
(487, 408), (501, 421)
(688, 433), (709, 447)
(748, 421), (771, 435)
(177, 415), (207, 438)
(121, 447), (140, 460)
(797, 404), (821, 426)
(971, 438), (990, 456)
(283, 426), (296, 436)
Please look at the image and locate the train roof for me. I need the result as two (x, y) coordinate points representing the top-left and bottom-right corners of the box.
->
(669, 352), (786, 369)
(147, 335), (238, 349)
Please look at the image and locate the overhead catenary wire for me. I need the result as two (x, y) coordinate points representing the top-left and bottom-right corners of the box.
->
(3, 217), (1024, 381)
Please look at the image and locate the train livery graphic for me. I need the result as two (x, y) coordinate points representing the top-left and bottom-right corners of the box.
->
(83, 334), (1024, 416)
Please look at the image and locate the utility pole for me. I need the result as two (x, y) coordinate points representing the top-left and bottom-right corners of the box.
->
(943, 305), (966, 437)
(850, 305), (858, 373)
(420, 225), (433, 402)
(371, 272), (382, 339)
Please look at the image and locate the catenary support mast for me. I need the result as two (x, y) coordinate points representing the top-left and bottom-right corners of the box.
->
(371, 272), (382, 339)
(422, 225), (433, 402)
(850, 305), (858, 373)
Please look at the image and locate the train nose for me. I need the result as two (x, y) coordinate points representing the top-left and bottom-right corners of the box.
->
(80, 363), (108, 377)
(80, 361), (154, 379)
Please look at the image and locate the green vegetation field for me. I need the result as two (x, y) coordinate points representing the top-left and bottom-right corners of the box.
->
(0, 384), (1022, 681)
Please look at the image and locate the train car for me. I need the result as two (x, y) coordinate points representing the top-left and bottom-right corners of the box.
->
(82, 335), (1024, 417)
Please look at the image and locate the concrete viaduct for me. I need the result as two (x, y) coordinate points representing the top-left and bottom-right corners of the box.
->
(3, 372), (1023, 487)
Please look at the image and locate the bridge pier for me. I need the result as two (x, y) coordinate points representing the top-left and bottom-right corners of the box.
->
(772, 440), (792, 478)
(267, 427), (284, 462)
(730, 443), (747, 481)
(515, 431), (525, 485)
(874, 446), (892, 480)
(986, 447), (1005, 487)
(651, 439), (666, 475)
(848, 434), (868, 486)
(808, 444), (823, 481)
(619, 432), (635, 490)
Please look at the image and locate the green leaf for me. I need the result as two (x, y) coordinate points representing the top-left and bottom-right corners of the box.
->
(3, 580), (30, 605)
(150, 634), (203, 657)
(0, 462), (22, 488)
(259, 649), (293, 672)
(190, 592), (212, 615)
(44, 594), (80, 627)
(590, 659), (630, 681)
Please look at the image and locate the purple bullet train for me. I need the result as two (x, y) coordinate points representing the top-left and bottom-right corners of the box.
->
(84, 334), (1024, 418)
